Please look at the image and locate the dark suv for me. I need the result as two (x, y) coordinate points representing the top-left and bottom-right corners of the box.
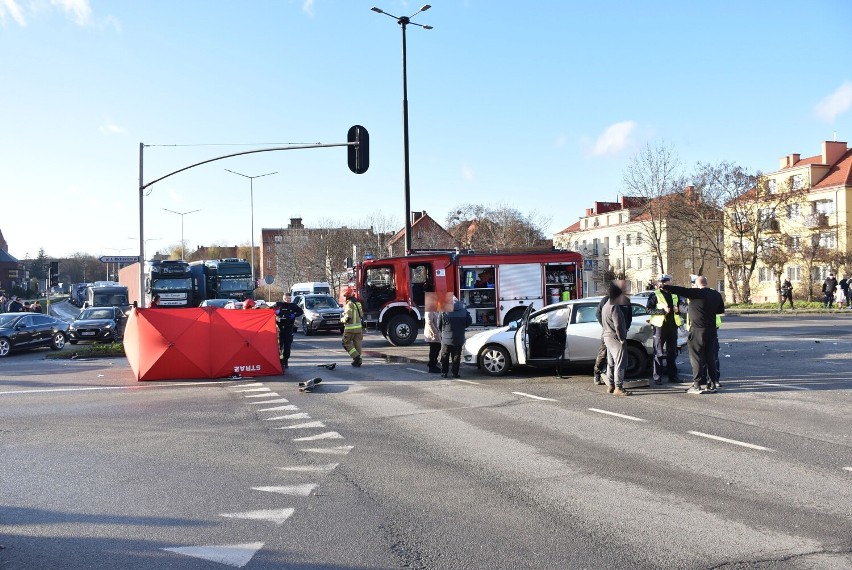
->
(295, 294), (344, 335)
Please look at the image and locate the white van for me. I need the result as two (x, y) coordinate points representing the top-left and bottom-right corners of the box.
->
(290, 281), (332, 297)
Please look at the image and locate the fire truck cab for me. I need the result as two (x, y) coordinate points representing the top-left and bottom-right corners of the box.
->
(354, 250), (582, 346)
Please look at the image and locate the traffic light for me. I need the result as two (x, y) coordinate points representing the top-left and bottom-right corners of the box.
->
(49, 261), (59, 287)
(347, 125), (369, 174)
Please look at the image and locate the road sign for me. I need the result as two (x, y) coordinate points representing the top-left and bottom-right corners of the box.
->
(99, 256), (139, 264)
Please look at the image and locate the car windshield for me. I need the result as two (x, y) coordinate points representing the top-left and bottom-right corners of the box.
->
(151, 277), (192, 291)
(304, 296), (338, 310)
(220, 278), (252, 292)
(0, 314), (23, 327)
(80, 309), (114, 320)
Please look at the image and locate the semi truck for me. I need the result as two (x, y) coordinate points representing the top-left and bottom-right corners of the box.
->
(189, 259), (254, 304)
(118, 260), (194, 307)
(70, 282), (92, 306)
(353, 250), (583, 346)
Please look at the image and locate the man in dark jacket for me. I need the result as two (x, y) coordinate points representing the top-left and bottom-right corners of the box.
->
(661, 276), (725, 394)
(822, 274), (837, 308)
(439, 298), (467, 378)
(646, 274), (685, 384)
(274, 293), (303, 369)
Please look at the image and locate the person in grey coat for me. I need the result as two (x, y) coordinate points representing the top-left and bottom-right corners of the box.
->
(439, 298), (467, 378)
(601, 282), (632, 396)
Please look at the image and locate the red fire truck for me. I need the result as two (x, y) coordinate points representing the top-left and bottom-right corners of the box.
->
(353, 250), (583, 346)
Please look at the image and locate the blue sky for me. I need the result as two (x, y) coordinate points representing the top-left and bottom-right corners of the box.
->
(1, 0), (851, 261)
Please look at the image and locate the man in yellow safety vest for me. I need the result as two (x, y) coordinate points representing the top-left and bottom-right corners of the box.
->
(341, 286), (364, 367)
(646, 274), (685, 385)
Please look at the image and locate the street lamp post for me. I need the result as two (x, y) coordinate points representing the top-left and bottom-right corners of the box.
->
(224, 169), (277, 286)
(163, 208), (201, 260)
(105, 247), (132, 280)
(371, 4), (432, 255)
(128, 237), (161, 262)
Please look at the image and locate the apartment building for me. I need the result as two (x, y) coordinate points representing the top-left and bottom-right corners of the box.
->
(554, 193), (724, 297)
(727, 140), (852, 302)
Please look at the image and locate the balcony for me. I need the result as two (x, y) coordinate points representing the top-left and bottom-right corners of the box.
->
(763, 219), (781, 233)
(804, 213), (828, 228)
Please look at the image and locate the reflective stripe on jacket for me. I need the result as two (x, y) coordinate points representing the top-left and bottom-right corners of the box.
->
(343, 300), (363, 330)
(649, 290), (682, 327)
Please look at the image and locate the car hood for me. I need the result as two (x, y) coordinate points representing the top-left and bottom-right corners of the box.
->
(71, 318), (116, 327)
(309, 308), (343, 315)
(466, 325), (514, 345)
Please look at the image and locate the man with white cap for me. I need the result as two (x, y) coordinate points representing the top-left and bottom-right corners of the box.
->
(646, 274), (685, 384)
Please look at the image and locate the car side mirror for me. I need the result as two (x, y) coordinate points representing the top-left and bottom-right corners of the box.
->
(508, 321), (518, 330)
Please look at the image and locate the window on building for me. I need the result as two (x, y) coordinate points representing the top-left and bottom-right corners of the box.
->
(758, 267), (775, 282)
(266, 259), (272, 270)
(813, 199), (835, 215)
(787, 266), (801, 282)
(786, 235), (800, 250)
(768, 179), (777, 193)
(615, 235), (621, 246)
(626, 258), (632, 269)
(817, 232), (836, 249)
(786, 203), (799, 219)
(584, 219), (589, 229)
(626, 234), (632, 246)
(636, 233), (642, 244)
(791, 174), (804, 190)
(716, 256), (723, 268)
(717, 279), (724, 291)
(274, 235), (282, 243)
(637, 257), (643, 269)
(616, 259), (622, 270)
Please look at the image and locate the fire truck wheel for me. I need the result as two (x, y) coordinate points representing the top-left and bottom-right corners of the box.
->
(479, 345), (510, 376)
(624, 343), (648, 378)
(386, 314), (417, 346)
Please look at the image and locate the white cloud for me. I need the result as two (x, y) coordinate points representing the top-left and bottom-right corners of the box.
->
(815, 81), (852, 123)
(462, 163), (474, 181)
(99, 120), (126, 135)
(591, 121), (636, 157)
(51, 0), (91, 25)
(302, 0), (315, 17)
(0, 0), (27, 26)
(554, 134), (567, 148)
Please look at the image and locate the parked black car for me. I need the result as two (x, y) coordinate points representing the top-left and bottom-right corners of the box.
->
(0, 313), (69, 357)
(67, 306), (126, 344)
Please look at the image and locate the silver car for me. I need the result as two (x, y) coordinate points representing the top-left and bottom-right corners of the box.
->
(295, 294), (344, 335)
(461, 297), (685, 378)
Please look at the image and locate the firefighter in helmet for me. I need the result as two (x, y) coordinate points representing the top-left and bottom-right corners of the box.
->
(341, 286), (364, 367)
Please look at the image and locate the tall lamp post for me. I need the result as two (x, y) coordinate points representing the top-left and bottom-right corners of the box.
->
(128, 237), (160, 262)
(371, 4), (432, 255)
(224, 169), (277, 286)
(163, 208), (200, 260)
(105, 247), (132, 280)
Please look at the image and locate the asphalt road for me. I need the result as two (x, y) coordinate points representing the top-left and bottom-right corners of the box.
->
(1, 315), (850, 569)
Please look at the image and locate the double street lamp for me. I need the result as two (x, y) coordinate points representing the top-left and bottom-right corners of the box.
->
(371, 4), (433, 255)
(163, 208), (200, 260)
(225, 169), (277, 285)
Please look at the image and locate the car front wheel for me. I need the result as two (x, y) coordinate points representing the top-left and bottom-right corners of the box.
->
(51, 332), (67, 351)
(479, 344), (511, 376)
(0, 337), (10, 357)
(302, 320), (313, 336)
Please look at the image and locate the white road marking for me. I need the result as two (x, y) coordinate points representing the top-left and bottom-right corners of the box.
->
(278, 463), (339, 472)
(456, 379), (481, 385)
(261, 407), (302, 417)
(262, 410), (308, 417)
(753, 382), (812, 391)
(248, 398), (289, 405)
(687, 431), (773, 451)
(0, 381), (226, 396)
(292, 431), (343, 442)
(512, 391), (557, 402)
(252, 484), (317, 496)
(244, 392), (280, 398)
(588, 408), (647, 422)
(300, 445), (354, 454)
(843, 467), (852, 473)
(274, 421), (326, 430)
(228, 383), (263, 388)
(264, 411), (305, 420)
(232, 387), (271, 393)
(221, 508), (295, 525)
(161, 542), (264, 568)
(405, 367), (428, 374)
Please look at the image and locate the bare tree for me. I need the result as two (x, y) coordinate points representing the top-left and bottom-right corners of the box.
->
(621, 141), (684, 275)
(446, 202), (551, 250)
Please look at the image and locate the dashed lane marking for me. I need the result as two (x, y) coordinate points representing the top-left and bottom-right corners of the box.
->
(300, 445), (354, 455)
(244, 392), (280, 398)
(455, 379), (481, 385)
(588, 408), (647, 422)
(248, 398), (290, 405)
(161, 542), (263, 568)
(265, 410), (306, 419)
(843, 467), (852, 473)
(405, 367), (428, 374)
(278, 463), (339, 473)
(0, 381), (226, 396)
(264, 411), (310, 419)
(292, 431), (343, 442)
(227, 383), (263, 388)
(753, 382), (812, 391)
(232, 387), (272, 393)
(220, 508), (295, 525)
(274, 421), (326, 430)
(252, 484), (317, 496)
(512, 391), (557, 402)
(687, 431), (773, 451)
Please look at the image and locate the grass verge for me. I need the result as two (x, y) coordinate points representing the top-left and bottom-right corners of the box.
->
(46, 342), (126, 359)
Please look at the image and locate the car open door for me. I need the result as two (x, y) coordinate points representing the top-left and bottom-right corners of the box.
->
(564, 303), (604, 361)
(513, 304), (536, 366)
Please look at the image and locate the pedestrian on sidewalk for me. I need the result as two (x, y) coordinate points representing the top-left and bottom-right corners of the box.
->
(439, 297), (467, 378)
(779, 279), (794, 310)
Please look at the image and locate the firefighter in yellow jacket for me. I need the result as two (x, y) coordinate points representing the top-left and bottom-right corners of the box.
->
(341, 286), (363, 367)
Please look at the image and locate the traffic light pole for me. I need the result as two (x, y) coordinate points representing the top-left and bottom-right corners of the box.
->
(137, 131), (367, 308)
